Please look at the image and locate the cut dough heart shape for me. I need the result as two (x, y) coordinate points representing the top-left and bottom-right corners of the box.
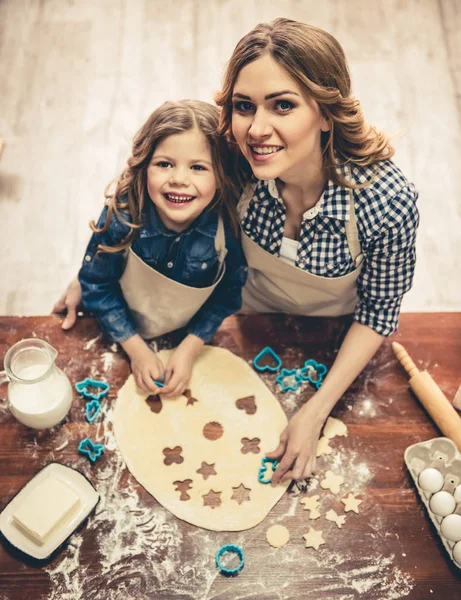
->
(236, 395), (257, 415)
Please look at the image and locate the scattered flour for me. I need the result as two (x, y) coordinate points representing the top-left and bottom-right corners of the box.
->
(84, 335), (102, 351)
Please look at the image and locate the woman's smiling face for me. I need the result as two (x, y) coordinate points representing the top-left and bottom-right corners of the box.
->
(231, 54), (330, 184)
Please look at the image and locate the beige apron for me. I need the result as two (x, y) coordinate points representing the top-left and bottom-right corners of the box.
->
(238, 181), (363, 316)
(120, 216), (227, 339)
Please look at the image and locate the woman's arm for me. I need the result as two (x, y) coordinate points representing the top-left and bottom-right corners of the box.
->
(268, 321), (383, 484)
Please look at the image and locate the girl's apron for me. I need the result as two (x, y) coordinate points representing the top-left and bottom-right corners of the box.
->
(238, 182), (363, 316)
(120, 216), (227, 339)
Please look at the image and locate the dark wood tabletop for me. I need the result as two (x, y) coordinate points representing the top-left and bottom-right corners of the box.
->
(1, 313), (461, 600)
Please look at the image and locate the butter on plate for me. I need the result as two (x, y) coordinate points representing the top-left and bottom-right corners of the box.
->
(12, 476), (81, 545)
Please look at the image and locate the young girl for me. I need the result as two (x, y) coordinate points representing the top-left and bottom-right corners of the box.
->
(77, 100), (247, 397)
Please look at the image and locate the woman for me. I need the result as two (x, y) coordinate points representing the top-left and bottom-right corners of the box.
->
(54, 18), (419, 486)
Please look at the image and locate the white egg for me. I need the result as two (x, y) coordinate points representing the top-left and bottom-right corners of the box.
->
(453, 541), (461, 565)
(430, 491), (456, 516)
(441, 514), (461, 541)
(418, 468), (444, 493)
(454, 485), (461, 504)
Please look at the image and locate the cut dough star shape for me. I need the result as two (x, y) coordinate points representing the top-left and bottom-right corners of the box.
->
(316, 436), (333, 457)
(202, 489), (222, 509)
(320, 470), (344, 495)
(303, 527), (325, 550)
(299, 494), (321, 519)
(231, 484), (251, 505)
(196, 462), (217, 480)
(323, 417), (348, 439)
(325, 509), (346, 528)
(341, 492), (362, 514)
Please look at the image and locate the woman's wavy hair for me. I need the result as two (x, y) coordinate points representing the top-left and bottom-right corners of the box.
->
(215, 18), (394, 188)
(92, 100), (240, 253)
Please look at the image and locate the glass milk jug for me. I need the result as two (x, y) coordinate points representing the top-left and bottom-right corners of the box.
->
(0, 339), (73, 429)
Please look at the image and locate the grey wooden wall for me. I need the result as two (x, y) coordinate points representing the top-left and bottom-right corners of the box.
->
(0, 0), (460, 315)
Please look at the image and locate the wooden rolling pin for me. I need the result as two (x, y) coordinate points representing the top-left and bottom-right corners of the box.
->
(392, 342), (461, 451)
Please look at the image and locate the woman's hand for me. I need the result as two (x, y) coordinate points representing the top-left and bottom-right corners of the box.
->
(266, 399), (325, 484)
(121, 335), (165, 394)
(161, 335), (205, 398)
(52, 277), (82, 330)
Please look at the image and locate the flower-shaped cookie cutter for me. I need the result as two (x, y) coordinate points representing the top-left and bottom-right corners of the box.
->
(275, 368), (303, 392)
(75, 378), (110, 401)
(85, 399), (102, 423)
(78, 437), (105, 463)
(253, 346), (282, 373)
(299, 359), (328, 390)
(216, 544), (245, 575)
(258, 456), (279, 484)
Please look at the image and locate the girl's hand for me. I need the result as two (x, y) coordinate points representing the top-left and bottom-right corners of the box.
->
(121, 335), (165, 393)
(52, 277), (83, 330)
(161, 335), (204, 398)
(266, 399), (325, 485)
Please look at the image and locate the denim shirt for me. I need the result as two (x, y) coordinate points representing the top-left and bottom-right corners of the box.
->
(78, 200), (248, 343)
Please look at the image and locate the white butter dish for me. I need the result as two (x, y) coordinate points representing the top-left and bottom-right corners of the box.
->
(0, 462), (99, 560)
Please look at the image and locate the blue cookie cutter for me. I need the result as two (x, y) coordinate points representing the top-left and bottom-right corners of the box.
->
(85, 399), (102, 423)
(253, 346), (282, 373)
(275, 368), (303, 392)
(75, 378), (110, 401)
(216, 544), (245, 575)
(78, 437), (105, 463)
(258, 456), (279, 484)
(299, 359), (328, 390)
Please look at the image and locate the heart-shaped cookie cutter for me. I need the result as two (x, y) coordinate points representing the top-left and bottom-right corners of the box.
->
(75, 378), (110, 401)
(253, 346), (282, 373)
(258, 456), (279, 484)
(78, 437), (105, 463)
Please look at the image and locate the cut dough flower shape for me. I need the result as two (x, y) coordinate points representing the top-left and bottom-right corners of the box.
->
(320, 471), (344, 495)
(341, 493), (362, 514)
(300, 494), (321, 520)
(303, 527), (325, 550)
(325, 509), (346, 529)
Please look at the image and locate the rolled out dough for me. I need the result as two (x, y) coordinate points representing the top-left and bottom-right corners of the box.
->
(113, 346), (290, 531)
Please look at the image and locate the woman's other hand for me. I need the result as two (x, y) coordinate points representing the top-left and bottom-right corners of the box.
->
(52, 277), (82, 330)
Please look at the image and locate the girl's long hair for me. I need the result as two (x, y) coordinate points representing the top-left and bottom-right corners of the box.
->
(215, 18), (394, 188)
(92, 100), (239, 252)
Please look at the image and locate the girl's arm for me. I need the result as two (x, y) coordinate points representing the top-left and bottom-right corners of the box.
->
(268, 321), (383, 484)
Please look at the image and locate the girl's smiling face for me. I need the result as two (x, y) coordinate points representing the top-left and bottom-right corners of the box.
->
(231, 54), (330, 185)
(147, 128), (217, 232)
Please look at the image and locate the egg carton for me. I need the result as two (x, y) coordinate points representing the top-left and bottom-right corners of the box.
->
(404, 437), (461, 569)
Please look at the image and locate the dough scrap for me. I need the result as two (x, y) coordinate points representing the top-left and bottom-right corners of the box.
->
(325, 509), (346, 529)
(266, 524), (290, 548)
(341, 493), (362, 514)
(316, 436), (333, 457)
(320, 471), (344, 495)
(303, 527), (325, 550)
(113, 346), (290, 531)
(323, 417), (348, 439)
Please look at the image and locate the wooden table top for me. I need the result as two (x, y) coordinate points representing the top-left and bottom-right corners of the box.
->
(1, 313), (461, 600)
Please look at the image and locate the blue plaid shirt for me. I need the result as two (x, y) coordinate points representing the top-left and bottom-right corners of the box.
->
(241, 160), (419, 336)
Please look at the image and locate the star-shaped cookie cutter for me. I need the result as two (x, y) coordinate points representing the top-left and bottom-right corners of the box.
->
(75, 377), (110, 401)
(275, 368), (303, 392)
(299, 359), (328, 390)
(258, 456), (279, 484)
(85, 399), (102, 423)
(78, 437), (105, 463)
(253, 346), (282, 373)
